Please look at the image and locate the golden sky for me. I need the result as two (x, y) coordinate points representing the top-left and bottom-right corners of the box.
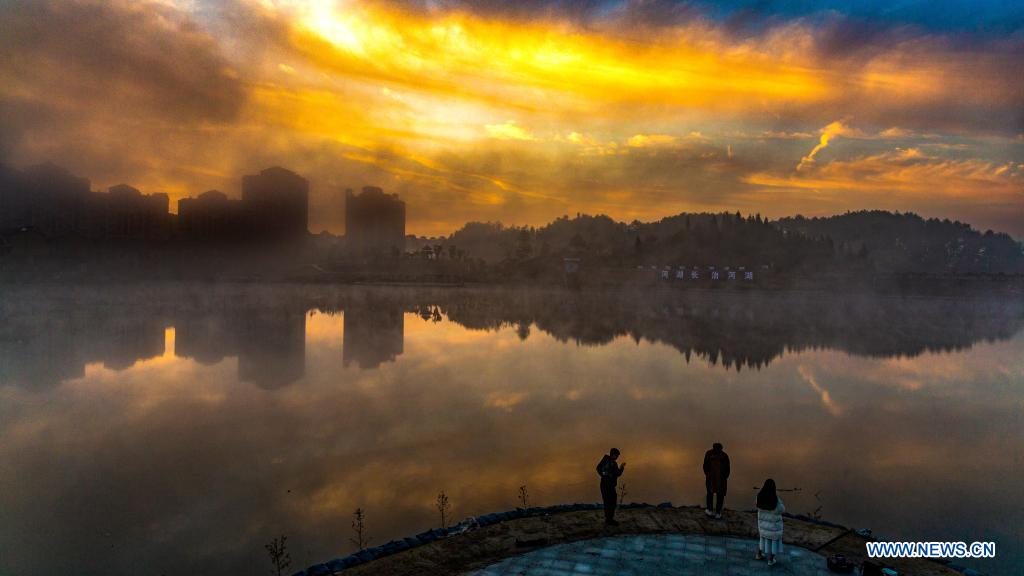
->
(1, 0), (1021, 236)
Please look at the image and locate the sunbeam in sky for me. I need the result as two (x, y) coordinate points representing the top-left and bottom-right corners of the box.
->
(1, 0), (1021, 236)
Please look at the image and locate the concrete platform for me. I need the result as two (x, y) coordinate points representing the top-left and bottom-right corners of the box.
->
(469, 534), (830, 576)
(320, 506), (964, 575)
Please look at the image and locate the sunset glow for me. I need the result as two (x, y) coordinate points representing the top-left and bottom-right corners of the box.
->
(1, 0), (1021, 235)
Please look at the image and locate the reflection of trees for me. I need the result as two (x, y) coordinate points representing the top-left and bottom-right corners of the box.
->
(429, 290), (1024, 371)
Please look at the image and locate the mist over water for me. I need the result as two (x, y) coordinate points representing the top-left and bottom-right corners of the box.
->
(1, 285), (1021, 575)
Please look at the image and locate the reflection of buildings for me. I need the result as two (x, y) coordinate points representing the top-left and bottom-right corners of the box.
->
(236, 310), (306, 389)
(0, 301), (308, 390)
(345, 186), (406, 255)
(4, 289), (1024, 391)
(174, 308), (307, 389)
(343, 303), (404, 369)
(0, 312), (167, 389)
(174, 313), (238, 365)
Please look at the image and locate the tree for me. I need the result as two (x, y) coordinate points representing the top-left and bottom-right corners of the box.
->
(518, 485), (529, 508)
(515, 229), (533, 260)
(265, 536), (291, 576)
(436, 490), (451, 529)
(350, 508), (371, 550)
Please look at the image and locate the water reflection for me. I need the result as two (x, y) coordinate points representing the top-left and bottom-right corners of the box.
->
(0, 285), (1021, 576)
(3, 287), (1021, 386)
(343, 295), (404, 369)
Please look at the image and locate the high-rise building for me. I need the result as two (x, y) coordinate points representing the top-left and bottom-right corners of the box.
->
(241, 167), (309, 239)
(1, 163), (92, 237)
(345, 186), (406, 255)
(99, 184), (170, 240)
(177, 190), (246, 240)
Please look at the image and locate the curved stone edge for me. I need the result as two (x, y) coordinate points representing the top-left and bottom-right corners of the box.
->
(295, 503), (983, 576)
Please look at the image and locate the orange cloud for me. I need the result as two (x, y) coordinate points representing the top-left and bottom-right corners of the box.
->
(796, 120), (861, 171)
(484, 120), (536, 141)
(750, 148), (1023, 197)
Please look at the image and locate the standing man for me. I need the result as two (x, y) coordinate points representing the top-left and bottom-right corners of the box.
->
(703, 442), (730, 519)
(596, 448), (625, 526)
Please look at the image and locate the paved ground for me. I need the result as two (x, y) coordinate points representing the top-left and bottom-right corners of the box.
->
(468, 534), (833, 576)
(338, 507), (959, 576)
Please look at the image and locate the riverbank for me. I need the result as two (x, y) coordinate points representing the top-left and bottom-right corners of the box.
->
(297, 504), (972, 576)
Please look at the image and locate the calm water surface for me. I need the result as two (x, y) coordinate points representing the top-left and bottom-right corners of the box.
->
(1, 285), (1021, 575)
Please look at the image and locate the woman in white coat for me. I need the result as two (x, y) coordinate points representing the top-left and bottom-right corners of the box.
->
(755, 478), (785, 566)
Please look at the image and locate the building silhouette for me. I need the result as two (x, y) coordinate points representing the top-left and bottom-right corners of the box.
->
(0, 162), (313, 247)
(345, 186), (406, 255)
(242, 167), (309, 240)
(177, 190), (247, 240)
(94, 184), (171, 240)
(0, 163), (91, 237)
(1, 164), (168, 241)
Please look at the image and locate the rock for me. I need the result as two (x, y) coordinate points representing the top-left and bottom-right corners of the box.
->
(354, 549), (376, 563)
(306, 563), (330, 576)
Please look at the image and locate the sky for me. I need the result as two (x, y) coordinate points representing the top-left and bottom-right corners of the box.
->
(0, 0), (1022, 236)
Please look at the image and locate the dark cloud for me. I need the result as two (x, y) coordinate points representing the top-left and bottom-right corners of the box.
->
(812, 15), (906, 59)
(0, 0), (245, 147)
(378, 0), (613, 23)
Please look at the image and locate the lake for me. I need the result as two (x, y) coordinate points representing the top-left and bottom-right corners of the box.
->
(1, 285), (1021, 575)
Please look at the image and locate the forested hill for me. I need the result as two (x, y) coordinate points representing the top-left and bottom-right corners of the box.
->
(444, 210), (1024, 274)
(775, 211), (1024, 274)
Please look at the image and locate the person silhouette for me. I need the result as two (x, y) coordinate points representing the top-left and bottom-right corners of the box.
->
(596, 448), (625, 525)
(703, 442), (730, 518)
(756, 478), (785, 566)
